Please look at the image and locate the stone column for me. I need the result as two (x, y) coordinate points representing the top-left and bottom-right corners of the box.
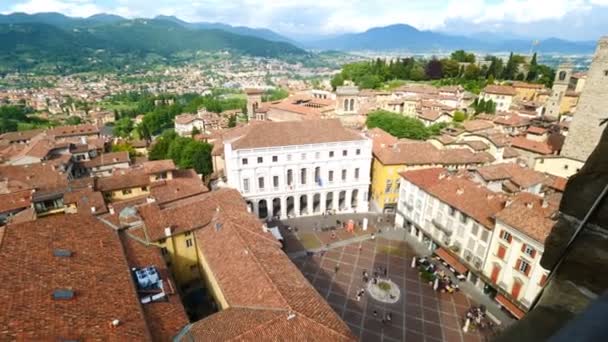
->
(252, 201), (259, 218)
(294, 195), (301, 218)
(320, 192), (326, 214)
(267, 198), (274, 220)
(281, 197), (287, 219)
(345, 190), (353, 212)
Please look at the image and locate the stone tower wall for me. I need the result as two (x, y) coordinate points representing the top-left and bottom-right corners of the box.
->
(545, 64), (572, 117)
(561, 37), (608, 161)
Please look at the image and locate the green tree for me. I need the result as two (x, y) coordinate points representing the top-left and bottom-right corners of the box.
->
(262, 88), (289, 102)
(409, 64), (426, 81)
(228, 114), (237, 128)
(180, 140), (213, 176)
(450, 50), (476, 63)
(366, 110), (431, 140)
(463, 64), (481, 80)
(330, 74), (345, 90)
(167, 136), (190, 164)
(526, 52), (538, 81)
(65, 116), (82, 125)
(112, 142), (136, 159)
(425, 58), (443, 79)
(148, 130), (177, 160)
(191, 126), (201, 137)
(113, 117), (134, 137)
(358, 74), (382, 89)
(453, 111), (467, 122)
(440, 58), (460, 78)
(502, 52), (518, 80)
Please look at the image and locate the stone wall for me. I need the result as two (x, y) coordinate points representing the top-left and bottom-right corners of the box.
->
(561, 37), (608, 162)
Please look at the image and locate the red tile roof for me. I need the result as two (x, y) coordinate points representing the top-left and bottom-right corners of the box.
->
(0, 189), (31, 214)
(96, 171), (150, 192)
(428, 176), (507, 228)
(142, 160), (176, 174)
(0, 214), (151, 340)
(230, 119), (364, 150)
(511, 136), (554, 155)
(81, 151), (130, 168)
(476, 163), (548, 188)
(0, 163), (69, 192)
(399, 168), (447, 189)
(375, 141), (493, 166)
(483, 85), (517, 96)
(463, 120), (495, 132)
(119, 231), (189, 341)
(181, 194), (354, 341)
(496, 192), (558, 243)
(526, 126), (547, 135)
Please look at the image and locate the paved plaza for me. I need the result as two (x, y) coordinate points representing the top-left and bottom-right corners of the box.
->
(289, 235), (496, 342)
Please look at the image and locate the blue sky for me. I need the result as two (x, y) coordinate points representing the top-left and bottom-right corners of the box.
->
(1, 0), (607, 40)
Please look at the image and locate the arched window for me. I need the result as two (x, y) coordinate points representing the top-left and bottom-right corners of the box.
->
(558, 71), (567, 81)
(343, 99), (349, 111)
(349, 98), (355, 111)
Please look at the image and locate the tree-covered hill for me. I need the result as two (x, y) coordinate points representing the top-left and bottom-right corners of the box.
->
(0, 17), (306, 74)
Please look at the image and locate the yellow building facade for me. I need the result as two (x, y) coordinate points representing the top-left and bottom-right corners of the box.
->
(156, 230), (202, 287)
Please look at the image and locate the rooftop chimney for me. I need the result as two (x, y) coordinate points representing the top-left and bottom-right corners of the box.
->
(526, 202), (534, 209)
(108, 205), (115, 215)
(505, 199), (513, 207)
(542, 198), (549, 208)
(90, 206), (96, 214)
(146, 196), (156, 204)
(164, 227), (172, 237)
(456, 188), (464, 195)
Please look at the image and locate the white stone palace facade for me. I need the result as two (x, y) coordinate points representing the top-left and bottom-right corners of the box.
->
(224, 120), (372, 219)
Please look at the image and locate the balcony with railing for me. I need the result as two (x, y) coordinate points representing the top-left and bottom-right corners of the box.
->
(432, 219), (453, 236)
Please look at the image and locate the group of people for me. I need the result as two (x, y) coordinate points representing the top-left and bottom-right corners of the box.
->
(414, 256), (460, 294)
(372, 310), (393, 325)
(465, 305), (493, 329)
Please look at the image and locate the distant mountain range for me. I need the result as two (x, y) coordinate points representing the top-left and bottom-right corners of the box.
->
(0, 12), (306, 73)
(0, 12), (597, 75)
(304, 24), (597, 54)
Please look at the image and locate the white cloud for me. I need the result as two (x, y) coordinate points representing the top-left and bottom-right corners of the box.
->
(2, 0), (604, 38)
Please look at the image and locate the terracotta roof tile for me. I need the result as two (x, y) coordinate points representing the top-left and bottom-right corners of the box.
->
(0, 163), (69, 192)
(426, 176), (507, 228)
(476, 163), (548, 189)
(399, 168), (447, 189)
(0, 214), (151, 340)
(375, 142), (492, 166)
(0, 189), (31, 214)
(511, 136), (554, 155)
(230, 119), (365, 150)
(142, 160), (176, 174)
(81, 151), (130, 168)
(483, 85), (517, 96)
(463, 120), (495, 132)
(496, 192), (558, 243)
(96, 171), (150, 192)
(63, 187), (108, 215)
(119, 231), (188, 341)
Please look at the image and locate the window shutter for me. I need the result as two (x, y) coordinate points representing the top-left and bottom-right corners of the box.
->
(531, 249), (537, 259)
(515, 259), (521, 271)
(540, 274), (548, 286)
(498, 245), (505, 259)
(508, 234), (513, 243)
(521, 243), (526, 252)
(524, 265), (531, 277)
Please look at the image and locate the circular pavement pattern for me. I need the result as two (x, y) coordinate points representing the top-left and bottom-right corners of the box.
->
(367, 278), (401, 304)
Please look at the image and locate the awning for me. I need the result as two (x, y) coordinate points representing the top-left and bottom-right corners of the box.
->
(495, 294), (526, 319)
(434, 247), (468, 274)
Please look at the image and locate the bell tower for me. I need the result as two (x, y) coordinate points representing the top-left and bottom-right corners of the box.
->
(245, 89), (264, 121)
(544, 63), (573, 118)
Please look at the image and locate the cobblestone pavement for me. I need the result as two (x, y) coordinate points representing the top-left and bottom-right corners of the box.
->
(290, 237), (493, 342)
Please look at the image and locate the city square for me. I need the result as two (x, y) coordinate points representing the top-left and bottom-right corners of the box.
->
(281, 214), (499, 342)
